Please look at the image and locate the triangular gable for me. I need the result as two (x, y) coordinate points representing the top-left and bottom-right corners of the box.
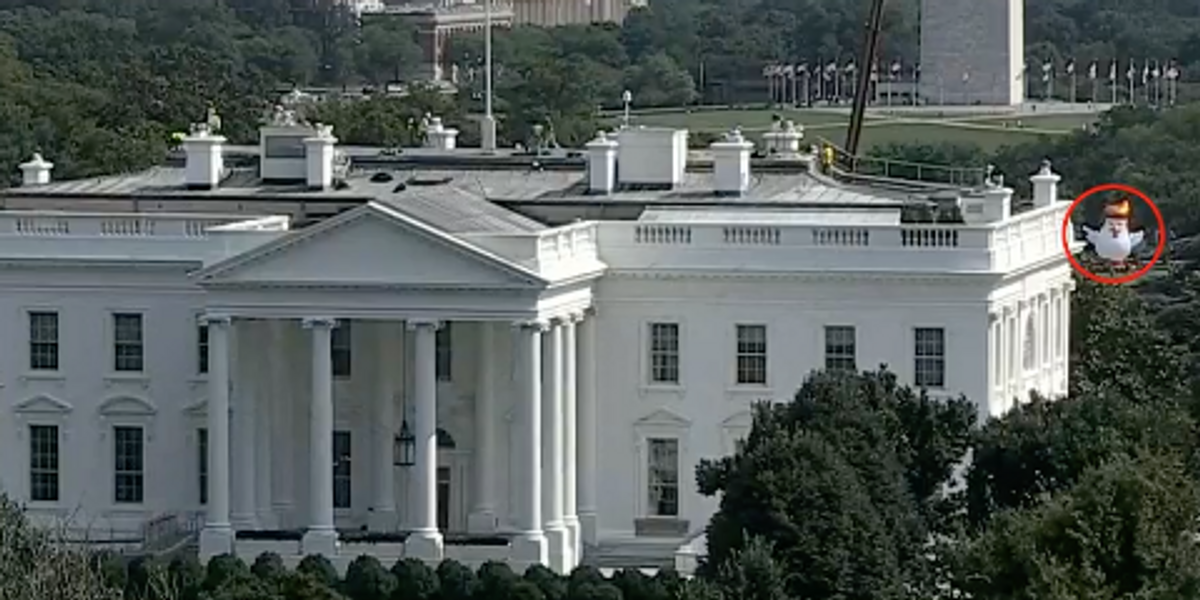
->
(193, 203), (547, 289)
(634, 408), (692, 429)
(13, 394), (73, 415)
(98, 396), (157, 416)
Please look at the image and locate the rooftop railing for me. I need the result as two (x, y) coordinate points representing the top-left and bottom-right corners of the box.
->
(597, 202), (1069, 274)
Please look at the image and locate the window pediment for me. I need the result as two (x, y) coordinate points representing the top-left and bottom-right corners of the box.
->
(720, 410), (751, 429)
(13, 394), (73, 415)
(183, 398), (207, 417)
(634, 408), (691, 430)
(98, 395), (156, 417)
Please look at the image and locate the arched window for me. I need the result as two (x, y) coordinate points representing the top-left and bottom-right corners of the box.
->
(1023, 314), (1037, 371)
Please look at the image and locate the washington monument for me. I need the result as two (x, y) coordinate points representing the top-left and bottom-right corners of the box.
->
(919, 0), (1024, 105)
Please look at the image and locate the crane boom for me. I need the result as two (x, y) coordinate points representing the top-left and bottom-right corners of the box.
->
(845, 0), (886, 157)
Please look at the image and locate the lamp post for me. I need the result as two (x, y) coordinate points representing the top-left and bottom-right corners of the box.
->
(480, 0), (497, 152)
(394, 419), (415, 467)
(621, 90), (632, 129)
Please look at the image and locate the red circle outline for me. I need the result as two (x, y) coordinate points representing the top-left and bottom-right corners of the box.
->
(1060, 183), (1166, 285)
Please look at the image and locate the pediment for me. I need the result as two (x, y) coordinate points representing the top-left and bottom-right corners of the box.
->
(13, 394), (73, 415)
(183, 398), (207, 416)
(721, 410), (752, 429)
(98, 396), (156, 416)
(195, 203), (547, 290)
(634, 408), (692, 429)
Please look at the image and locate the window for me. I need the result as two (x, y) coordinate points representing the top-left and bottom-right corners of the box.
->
(331, 320), (352, 378)
(197, 324), (209, 374)
(735, 324), (768, 385)
(198, 428), (208, 505)
(647, 438), (679, 517)
(29, 312), (59, 371)
(436, 323), (452, 381)
(1042, 302), (1051, 365)
(1022, 314), (1036, 371)
(333, 430), (351, 509)
(114, 426), (145, 503)
(29, 425), (59, 502)
(914, 327), (946, 389)
(1054, 297), (1064, 359)
(648, 323), (680, 384)
(824, 325), (857, 372)
(113, 313), (144, 372)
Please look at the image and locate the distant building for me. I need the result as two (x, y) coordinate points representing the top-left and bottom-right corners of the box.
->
(363, 0), (645, 81)
(0, 114), (1072, 576)
(919, 0), (1024, 105)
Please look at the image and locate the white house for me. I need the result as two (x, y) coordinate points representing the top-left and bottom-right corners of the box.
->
(0, 116), (1074, 575)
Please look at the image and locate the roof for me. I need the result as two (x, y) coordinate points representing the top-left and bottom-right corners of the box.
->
(3, 157), (919, 234)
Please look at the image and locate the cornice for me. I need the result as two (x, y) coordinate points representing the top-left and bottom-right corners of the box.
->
(605, 268), (1000, 285)
(200, 281), (542, 293)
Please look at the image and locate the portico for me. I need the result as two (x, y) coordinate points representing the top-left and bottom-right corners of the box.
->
(191, 202), (604, 573)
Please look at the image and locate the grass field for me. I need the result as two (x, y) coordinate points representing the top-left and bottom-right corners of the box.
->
(620, 107), (1101, 153)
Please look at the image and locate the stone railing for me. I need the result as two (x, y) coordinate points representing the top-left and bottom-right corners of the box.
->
(536, 221), (599, 273)
(0, 212), (254, 238)
(0, 211), (287, 264)
(598, 203), (1070, 273)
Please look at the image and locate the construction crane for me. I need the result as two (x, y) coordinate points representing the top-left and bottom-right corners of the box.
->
(844, 0), (887, 158)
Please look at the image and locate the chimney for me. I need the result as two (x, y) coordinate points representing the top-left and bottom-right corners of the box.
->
(1030, 159), (1061, 208)
(710, 129), (753, 196)
(182, 124), (226, 190)
(962, 170), (1013, 224)
(304, 123), (338, 190)
(19, 153), (53, 186)
(763, 120), (804, 158)
(425, 117), (458, 150)
(586, 131), (618, 194)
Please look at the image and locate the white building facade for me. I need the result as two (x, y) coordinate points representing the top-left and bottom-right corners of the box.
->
(0, 121), (1072, 574)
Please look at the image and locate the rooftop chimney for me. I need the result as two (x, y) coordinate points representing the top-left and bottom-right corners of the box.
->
(710, 128), (753, 196)
(616, 127), (688, 188)
(19, 153), (53, 187)
(182, 123), (226, 190)
(1029, 159), (1061, 208)
(763, 120), (804, 158)
(962, 167), (1012, 224)
(304, 124), (338, 191)
(425, 117), (458, 150)
(586, 131), (619, 194)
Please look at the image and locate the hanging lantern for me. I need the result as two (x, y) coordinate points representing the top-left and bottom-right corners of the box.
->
(393, 419), (415, 467)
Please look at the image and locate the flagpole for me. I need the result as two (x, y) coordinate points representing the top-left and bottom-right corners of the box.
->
(480, 0), (496, 152)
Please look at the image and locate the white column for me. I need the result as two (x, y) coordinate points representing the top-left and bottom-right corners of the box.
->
(468, 322), (499, 533)
(254, 321), (275, 528)
(542, 320), (570, 572)
(301, 317), (337, 556)
(576, 308), (598, 546)
(230, 321), (257, 530)
(271, 321), (296, 528)
(562, 314), (580, 560)
(369, 322), (398, 531)
(405, 319), (444, 559)
(198, 315), (233, 559)
(511, 320), (547, 564)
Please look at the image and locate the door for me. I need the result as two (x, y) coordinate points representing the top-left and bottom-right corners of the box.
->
(437, 467), (451, 531)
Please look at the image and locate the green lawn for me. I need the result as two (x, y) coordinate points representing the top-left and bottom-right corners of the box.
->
(617, 107), (1096, 152)
(628, 108), (858, 129)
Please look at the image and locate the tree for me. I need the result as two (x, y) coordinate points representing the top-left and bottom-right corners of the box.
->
(957, 453), (1200, 599)
(0, 495), (122, 600)
(708, 536), (789, 600)
(697, 368), (975, 599)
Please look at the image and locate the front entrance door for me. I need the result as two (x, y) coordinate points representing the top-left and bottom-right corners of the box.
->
(437, 467), (451, 531)
(436, 449), (470, 533)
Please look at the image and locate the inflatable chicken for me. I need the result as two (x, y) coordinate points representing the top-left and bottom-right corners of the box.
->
(1081, 197), (1145, 268)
